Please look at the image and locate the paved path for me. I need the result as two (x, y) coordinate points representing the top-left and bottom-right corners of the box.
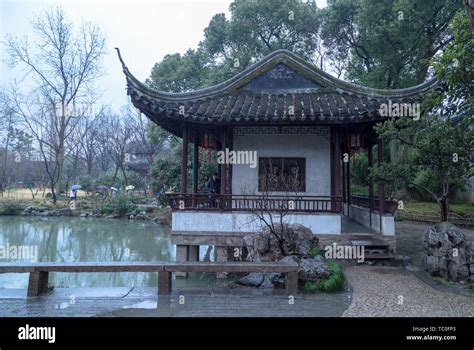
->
(342, 265), (474, 317)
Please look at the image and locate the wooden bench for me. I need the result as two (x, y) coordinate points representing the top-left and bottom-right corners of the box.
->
(0, 261), (299, 297)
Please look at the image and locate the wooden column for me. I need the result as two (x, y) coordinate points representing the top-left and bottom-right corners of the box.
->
(377, 138), (385, 233)
(347, 153), (351, 206)
(333, 129), (341, 212)
(341, 131), (347, 213)
(330, 128), (342, 212)
(193, 135), (199, 194)
(220, 130), (227, 198)
(339, 133), (347, 203)
(330, 129), (335, 197)
(227, 128), (233, 196)
(342, 153), (346, 204)
(180, 124), (188, 194)
(368, 139), (374, 227)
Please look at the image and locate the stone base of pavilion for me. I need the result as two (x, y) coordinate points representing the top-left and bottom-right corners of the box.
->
(344, 204), (395, 235)
(170, 210), (397, 277)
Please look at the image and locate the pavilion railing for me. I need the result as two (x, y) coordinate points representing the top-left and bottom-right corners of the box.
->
(350, 195), (398, 214)
(166, 193), (342, 213)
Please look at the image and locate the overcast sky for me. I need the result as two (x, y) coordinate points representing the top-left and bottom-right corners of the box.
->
(1, 0), (327, 111)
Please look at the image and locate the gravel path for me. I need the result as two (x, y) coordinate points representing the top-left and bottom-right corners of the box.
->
(342, 265), (474, 317)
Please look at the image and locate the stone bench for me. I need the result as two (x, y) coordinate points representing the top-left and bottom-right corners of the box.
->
(0, 261), (299, 297)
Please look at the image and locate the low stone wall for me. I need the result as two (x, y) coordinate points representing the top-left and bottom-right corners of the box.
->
(316, 234), (397, 255)
(348, 204), (395, 235)
(172, 211), (342, 234)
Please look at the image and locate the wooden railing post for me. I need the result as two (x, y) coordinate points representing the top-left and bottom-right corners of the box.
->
(158, 272), (172, 295)
(286, 271), (298, 295)
(27, 271), (49, 297)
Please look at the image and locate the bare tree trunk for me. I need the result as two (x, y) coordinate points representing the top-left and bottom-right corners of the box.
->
(56, 112), (66, 195)
(440, 180), (450, 222)
(440, 198), (449, 222)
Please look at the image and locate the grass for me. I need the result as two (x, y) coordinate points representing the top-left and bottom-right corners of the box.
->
(303, 260), (345, 293)
(432, 275), (456, 286)
(351, 184), (368, 196)
(403, 200), (474, 216)
(341, 185), (474, 216)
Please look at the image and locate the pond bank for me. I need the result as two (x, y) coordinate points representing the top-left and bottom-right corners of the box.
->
(2, 204), (171, 225)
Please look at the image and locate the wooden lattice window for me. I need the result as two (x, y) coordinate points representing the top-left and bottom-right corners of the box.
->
(258, 157), (305, 192)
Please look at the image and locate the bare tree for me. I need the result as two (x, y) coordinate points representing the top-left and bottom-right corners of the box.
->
(102, 108), (134, 186)
(91, 111), (114, 174)
(0, 89), (16, 194)
(244, 162), (304, 256)
(127, 104), (159, 167)
(4, 6), (106, 202)
(65, 103), (106, 184)
(78, 109), (106, 176)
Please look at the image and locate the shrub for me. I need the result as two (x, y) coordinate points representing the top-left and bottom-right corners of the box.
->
(80, 203), (92, 210)
(304, 261), (345, 293)
(0, 200), (24, 215)
(99, 204), (113, 215)
(308, 247), (324, 258)
(111, 192), (136, 217)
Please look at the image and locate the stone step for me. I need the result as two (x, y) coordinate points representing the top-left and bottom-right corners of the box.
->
(364, 252), (393, 260)
(350, 240), (389, 248)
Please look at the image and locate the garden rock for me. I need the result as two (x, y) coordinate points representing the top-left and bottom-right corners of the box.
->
(240, 224), (335, 289)
(422, 222), (472, 282)
(298, 255), (331, 283)
(243, 223), (319, 262)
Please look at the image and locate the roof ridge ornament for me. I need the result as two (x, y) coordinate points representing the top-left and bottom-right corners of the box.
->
(115, 47), (128, 71)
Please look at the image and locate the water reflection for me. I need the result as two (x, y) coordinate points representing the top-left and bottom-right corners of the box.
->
(0, 217), (215, 288)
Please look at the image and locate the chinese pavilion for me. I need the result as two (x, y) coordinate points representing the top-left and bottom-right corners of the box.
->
(117, 48), (439, 263)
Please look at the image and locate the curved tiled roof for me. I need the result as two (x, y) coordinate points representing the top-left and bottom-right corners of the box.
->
(116, 48), (441, 134)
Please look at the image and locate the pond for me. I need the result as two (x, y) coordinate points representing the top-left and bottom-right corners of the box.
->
(0, 216), (216, 289)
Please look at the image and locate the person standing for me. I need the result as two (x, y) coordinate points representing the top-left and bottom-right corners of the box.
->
(70, 189), (77, 201)
(205, 173), (220, 208)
